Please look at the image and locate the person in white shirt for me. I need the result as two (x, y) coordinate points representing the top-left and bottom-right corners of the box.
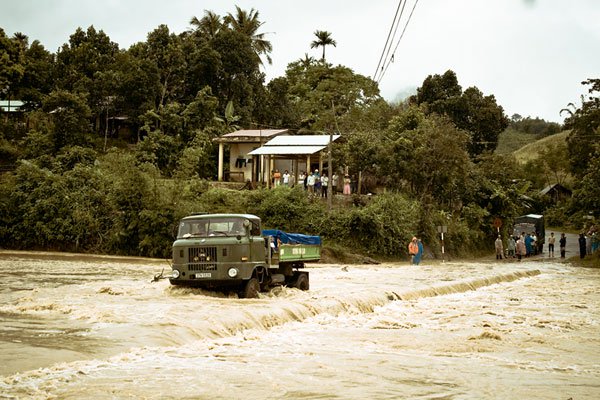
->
(321, 174), (329, 197)
(282, 170), (290, 186)
(307, 172), (316, 194)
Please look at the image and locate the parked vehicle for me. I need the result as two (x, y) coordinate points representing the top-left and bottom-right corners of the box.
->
(512, 214), (545, 253)
(155, 213), (321, 298)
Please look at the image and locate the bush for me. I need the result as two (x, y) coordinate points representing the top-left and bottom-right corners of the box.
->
(245, 186), (322, 233)
(323, 193), (420, 256)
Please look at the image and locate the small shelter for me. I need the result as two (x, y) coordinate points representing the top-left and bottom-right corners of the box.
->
(540, 183), (572, 203)
(248, 134), (341, 187)
(0, 100), (24, 113)
(214, 129), (288, 183)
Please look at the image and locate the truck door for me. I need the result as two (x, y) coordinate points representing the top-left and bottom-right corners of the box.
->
(249, 220), (265, 263)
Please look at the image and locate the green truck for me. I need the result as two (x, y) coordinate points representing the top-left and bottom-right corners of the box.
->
(161, 213), (321, 298)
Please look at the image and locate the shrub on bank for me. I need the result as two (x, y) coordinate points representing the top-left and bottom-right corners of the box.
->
(0, 152), (498, 260)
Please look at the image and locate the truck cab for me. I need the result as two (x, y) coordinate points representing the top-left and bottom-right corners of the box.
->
(169, 213), (319, 298)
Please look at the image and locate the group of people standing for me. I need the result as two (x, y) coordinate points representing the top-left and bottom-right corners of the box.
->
(272, 168), (355, 197)
(578, 227), (599, 259)
(271, 169), (291, 187)
(497, 231), (570, 261)
(494, 230), (600, 261)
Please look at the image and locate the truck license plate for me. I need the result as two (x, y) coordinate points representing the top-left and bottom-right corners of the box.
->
(195, 272), (211, 278)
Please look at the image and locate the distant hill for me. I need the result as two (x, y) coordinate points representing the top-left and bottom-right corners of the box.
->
(495, 128), (538, 154)
(512, 130), (570, 164)
(496, 128), (570, 161)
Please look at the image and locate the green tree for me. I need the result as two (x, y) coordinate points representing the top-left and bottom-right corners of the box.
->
(113, 50), (161, 132)
(510, 116), (562, 137)
(537, 141), (570, 187)
(18, 40), (54, 107)
(310, 30), (336, 61)
(189, 11), (223, 40)
(42, 89), (92, 151)
(182, 86), (220, 141)
(468, 153), (529, 230)
(209, 28), (263, 123)
(224, 6), (273, 65)
(0, 28), (25, 105)
(570, 145), (600, 217)
(54, 26), (120, 133)
(563, 78), (600, 177)
(174, 129), (217, 179)
(412, 70), (509, 157)
(262, 77), (300, 128)
(381, 112), (472, 207)
(284, 60), (380, 131)
(143, 25), (186, 107)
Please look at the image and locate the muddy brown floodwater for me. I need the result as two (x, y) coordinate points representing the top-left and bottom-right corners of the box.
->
(1, 251), (599, 399)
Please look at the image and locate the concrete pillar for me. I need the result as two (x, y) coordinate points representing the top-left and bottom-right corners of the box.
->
(218, 143), (224, 181)
(293, 159), (299, 186)
(268, 156), (274, 189)
(319, 153), (323, 174)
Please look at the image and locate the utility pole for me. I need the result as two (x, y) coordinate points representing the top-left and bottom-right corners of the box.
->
(328, 100), (339, 211)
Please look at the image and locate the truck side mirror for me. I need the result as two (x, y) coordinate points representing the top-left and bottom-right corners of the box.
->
(243, 219), (250, 236)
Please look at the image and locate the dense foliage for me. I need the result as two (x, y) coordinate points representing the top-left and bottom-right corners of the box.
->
(0, 10), (598, 259)
(509, 115), (562, 138)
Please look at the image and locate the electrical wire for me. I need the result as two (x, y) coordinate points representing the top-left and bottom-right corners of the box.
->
(377, 0), (420, 85)
(373, 0), (405, 82)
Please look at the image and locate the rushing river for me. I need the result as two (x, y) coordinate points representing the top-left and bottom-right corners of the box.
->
(0, 251), (599, 399)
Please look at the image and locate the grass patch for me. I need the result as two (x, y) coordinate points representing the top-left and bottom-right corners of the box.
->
(496, 128), (538, 154)
(568, 252), (600, 268)
(512, 130), (570, 164)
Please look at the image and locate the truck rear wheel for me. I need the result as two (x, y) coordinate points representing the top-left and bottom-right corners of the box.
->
(241, 278), (260, 299)
(293, 273), (309, 291)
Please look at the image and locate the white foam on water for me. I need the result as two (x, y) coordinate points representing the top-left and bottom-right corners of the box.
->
(1, 256), (599, 399)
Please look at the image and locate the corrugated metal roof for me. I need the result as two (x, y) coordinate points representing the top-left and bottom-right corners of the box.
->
(248, 145), (327, 155)
(214, 129), (289, 143)
(265, 135), (340, 146)
(221, 129), (287, 138)
(247, 134), (340, 155)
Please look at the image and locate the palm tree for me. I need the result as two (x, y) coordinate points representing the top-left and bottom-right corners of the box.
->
(310, 30), (336, 61)
(224, 6), (273, 65)
(189, 11), (223, 39)
(299, 53), (316, 68)
(12, 32), (29, 49)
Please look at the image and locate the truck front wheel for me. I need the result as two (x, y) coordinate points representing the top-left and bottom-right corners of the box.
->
(241, 278), (260, 299)
(294, 274), (309, 291)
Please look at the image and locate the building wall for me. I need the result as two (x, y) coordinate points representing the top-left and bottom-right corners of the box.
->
(228, 143), (257, 182)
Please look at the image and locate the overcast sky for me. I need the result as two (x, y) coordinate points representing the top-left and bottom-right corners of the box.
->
(3, 0), (599, 122)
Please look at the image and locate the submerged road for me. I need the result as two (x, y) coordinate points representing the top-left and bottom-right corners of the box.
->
(0, 251), (598, 399)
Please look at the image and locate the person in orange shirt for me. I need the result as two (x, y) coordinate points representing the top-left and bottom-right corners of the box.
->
(408, 237), (418, 264)
(273, 169), (281, 186)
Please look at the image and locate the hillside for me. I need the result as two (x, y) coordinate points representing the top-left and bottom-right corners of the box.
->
(495, 128), (539, 154)
(512, 130), (570, 164)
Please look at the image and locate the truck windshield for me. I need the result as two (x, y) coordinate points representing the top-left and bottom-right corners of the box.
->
(177, 218), (246, 239)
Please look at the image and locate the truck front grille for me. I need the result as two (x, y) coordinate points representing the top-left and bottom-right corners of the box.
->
(188, 246), (218, 271)
(189, 263), (217, 271)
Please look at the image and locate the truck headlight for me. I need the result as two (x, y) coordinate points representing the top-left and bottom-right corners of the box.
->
(171, 269), (180, 279)
(227, 268), (238, 278)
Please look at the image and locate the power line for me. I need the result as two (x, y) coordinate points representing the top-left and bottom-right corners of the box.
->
(379, 0), (409, 83)
(377, 0), (420, 85)
(373, 0), (405, 82)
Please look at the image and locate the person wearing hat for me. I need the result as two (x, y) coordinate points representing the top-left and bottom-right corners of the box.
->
(408, 237), (419, 264)
(313, 169), (321, 194)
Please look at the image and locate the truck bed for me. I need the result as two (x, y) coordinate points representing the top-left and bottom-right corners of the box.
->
(278, 243), (321, 262)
